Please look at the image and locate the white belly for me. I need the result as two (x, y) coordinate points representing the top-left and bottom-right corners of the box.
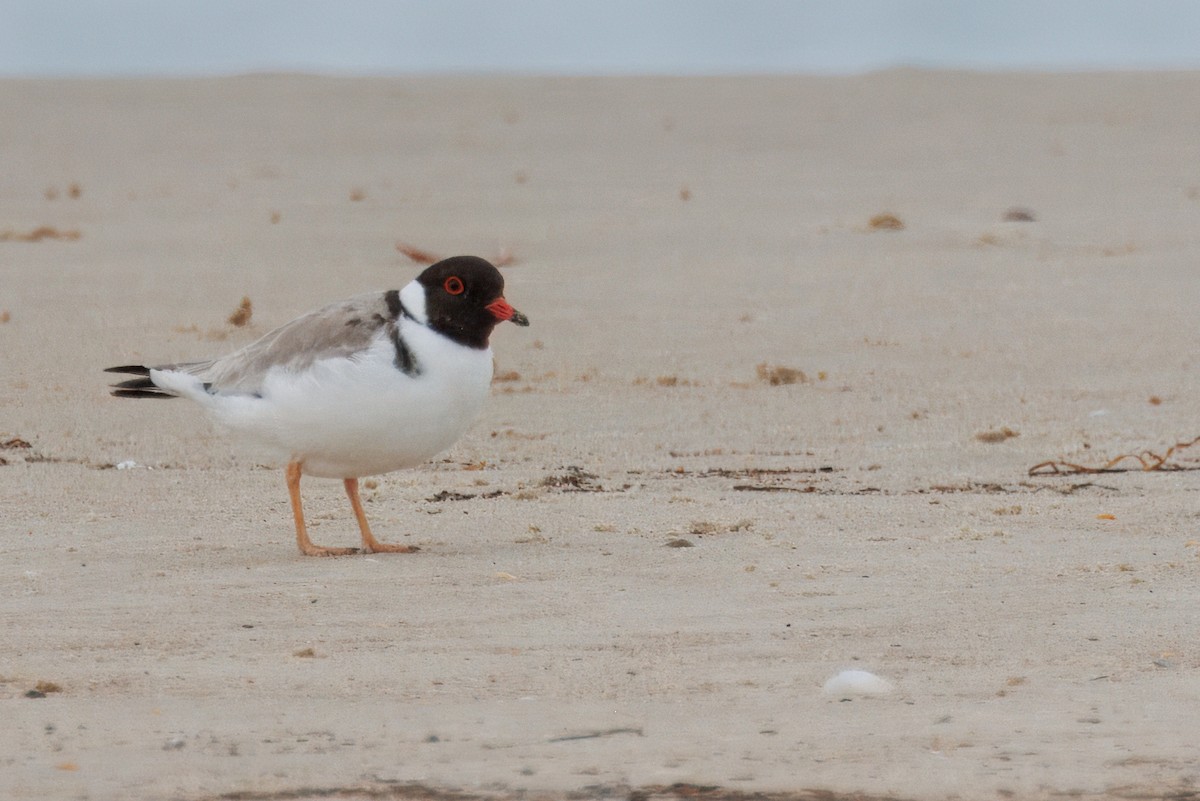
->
(211, 333), (494, 478)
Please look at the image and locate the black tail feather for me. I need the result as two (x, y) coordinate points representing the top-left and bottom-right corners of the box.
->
(105, 364), (178, 399)
(110, 376), (154, 390)
(112, 388), (176, 399)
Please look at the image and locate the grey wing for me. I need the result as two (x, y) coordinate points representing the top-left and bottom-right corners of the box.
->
(178, 293), (393, 395)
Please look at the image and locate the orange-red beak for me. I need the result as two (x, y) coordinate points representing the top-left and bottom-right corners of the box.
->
(486, 298), (529, 326)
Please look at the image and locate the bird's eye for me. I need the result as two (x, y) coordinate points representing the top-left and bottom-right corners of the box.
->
(444, 276), (465, 295)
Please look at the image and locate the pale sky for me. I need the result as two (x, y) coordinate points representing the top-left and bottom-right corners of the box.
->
(1, 0), (1199, 76)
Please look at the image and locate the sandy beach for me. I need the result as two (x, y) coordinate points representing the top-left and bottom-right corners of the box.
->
(2, 72), (1199, 800)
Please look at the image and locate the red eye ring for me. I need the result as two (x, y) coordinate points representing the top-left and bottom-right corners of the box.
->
(444, 276), (465, 295)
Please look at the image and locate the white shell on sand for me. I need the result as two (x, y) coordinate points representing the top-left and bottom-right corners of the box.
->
(823, 670), (895, 697)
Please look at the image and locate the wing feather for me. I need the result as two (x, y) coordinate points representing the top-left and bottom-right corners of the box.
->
(166, 293), (392, 395)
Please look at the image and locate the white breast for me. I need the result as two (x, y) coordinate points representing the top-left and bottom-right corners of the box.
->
(209, 322), (495, 478)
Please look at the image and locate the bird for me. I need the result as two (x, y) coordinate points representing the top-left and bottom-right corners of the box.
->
(105, 255), (529, 557)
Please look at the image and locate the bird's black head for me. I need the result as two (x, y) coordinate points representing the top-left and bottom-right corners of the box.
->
(416, 256), (529, 349)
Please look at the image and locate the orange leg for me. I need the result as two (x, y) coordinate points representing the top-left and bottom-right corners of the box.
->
(344, 477), (419, 553)
(286, 461), (358, 557)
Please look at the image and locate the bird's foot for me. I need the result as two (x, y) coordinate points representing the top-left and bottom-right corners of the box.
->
(364, 542), (420, 554)
(299, 544), (362, 557)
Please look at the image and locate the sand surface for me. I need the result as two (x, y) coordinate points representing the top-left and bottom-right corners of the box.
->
(2, 72), (1199, 801)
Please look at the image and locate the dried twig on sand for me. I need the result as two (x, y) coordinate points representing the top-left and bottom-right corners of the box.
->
(395, 242), (519, 267)
(395, 242), (440, 264)
(0, 226), (81, 242)
(1028, 435), (1200, 476)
